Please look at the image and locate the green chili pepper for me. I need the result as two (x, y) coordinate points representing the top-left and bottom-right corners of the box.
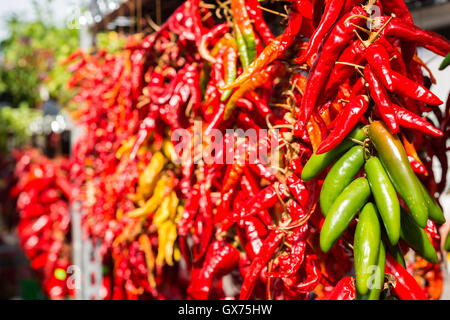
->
(320, 177), (371, 253)
(445, 231), (450, 252)
(439, 52), (450, 70)
(234, 23), (250, 70)
(231, 0), (257, 64)
(357, 241), (386, 300)
(354, 202), (381, 296)
(368, 121), (428, 228)
(384, 236), (406, 268)
(416, 178), (446, 224)
(365, 156), (400, 246)
(302, 126), (366, 181)
(400, 207), (438, 264)
(320, 145), (365, 216)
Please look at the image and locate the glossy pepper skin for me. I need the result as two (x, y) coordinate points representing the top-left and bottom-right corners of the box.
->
(231, 0), (257, 64)
(390, 71), (443, 106)
(239, 229), (284, 300)
(316, 94), (369, 154)
(364, 65), (399, 134)
(392, 104), (443, 138)
(365, 156), (400, 246)
(221, 10), (303, 91)
(381, 17), (450, 57)
(416, 179), (446, 224)
(399, 207), (438, 264)
(354, 202), (381, 296)
(320, 177), (371, 253)
(368, 121), (428, 228)
(187, 240), (240, 299)
(296, 6), (368, 131)
(302, 127), (366, 181)
(385, 253), (427, 300)
(385, 239), (406, 269)
(366, 43), (395, 91)
(439, 52), (450, 70)
(296, 0), (345, 64)
(320, 145), (365, 216)
(323, 276), (355, 300)
(358, 241), (386, 300)
(445, 231), (450, 252)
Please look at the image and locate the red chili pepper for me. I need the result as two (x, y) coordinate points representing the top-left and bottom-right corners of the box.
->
(381, 18), (450, 57)
(221, 12), (302, 91)
(366, 43), (395, 91)
(237, 216), (268, 260)
(282, 253), (321, 293)
(245, 0), (274, 46)
(286, 174), (309, 209)
(286, 199), (307, 223)
(178, 186), (200, 236)
(248, 163), (277, 183)
(381, 0), (413, 23)
(241, 182), (289, 221)
(199, 23), (230, 63)
(239, 229), (284, 300)
(296, 0), (346, 64)
(296, 6), (368, 131)
(323, 276), (355, 300)
(317, 94), (369, 154)
(392, 104), (443, 137)
(390, 71), (443, 106)
(408, 156), (427, 176)
(246, 91), (271, 118)
(385, 253), (427, 300)
(17, 215), (52, 239)
(188, 240), (240, 299)
(364, 64), (399, 133)
(322, 40), (367, 102)
(272, 224), (308, 278)
(204, 103), (226, 135)
(40, 188), (60, 204)
(193, 170), (214, 262)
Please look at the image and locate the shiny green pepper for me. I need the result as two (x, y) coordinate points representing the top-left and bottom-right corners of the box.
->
(368, 121), (428, 228)
(354, 202), (381, 296)
(320, 177), (371, 253)
(365, 156), (400, 245)
(302, 127), (366, 181)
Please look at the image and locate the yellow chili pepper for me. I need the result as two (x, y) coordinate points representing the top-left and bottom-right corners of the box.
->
(156, 221), (170, 266)
(153, 195), (171, 227)
(127, 174), (173, 218)
(116, 136), (136, 159)
(162, 140), (178, 164)
(169, 191), (179, 220)
(164, 221), (177, 266)
(138, 234), (156, 289)
(136, 152), (167, 201)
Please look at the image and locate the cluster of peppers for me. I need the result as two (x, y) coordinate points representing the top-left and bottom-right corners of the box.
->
(10, 148), (73, 299)
(60, 0), (450, 300)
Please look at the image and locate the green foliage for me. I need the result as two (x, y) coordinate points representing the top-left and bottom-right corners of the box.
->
(0, 106), (40, 154)
(0, 1), (79, 109)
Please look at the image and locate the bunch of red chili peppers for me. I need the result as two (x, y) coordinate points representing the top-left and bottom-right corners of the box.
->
(55, 0), (450, 300)
(10, 148), (73, 299)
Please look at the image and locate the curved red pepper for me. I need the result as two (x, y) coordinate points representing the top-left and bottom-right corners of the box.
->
(385, 253), (427, 300)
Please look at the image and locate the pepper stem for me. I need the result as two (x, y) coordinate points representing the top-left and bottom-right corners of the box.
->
(258, 5), (288, 18)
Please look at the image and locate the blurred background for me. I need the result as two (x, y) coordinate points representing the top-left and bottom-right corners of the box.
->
(0, 0), (449, 299)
